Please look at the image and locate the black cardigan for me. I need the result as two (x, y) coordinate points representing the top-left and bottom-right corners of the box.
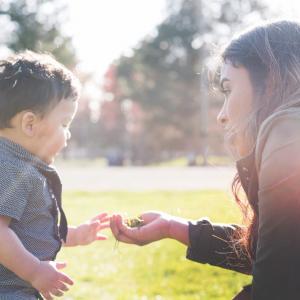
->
(186, 114), (300, 300)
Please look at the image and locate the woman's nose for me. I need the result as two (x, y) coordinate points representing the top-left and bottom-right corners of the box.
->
(217, 110), (228, 128)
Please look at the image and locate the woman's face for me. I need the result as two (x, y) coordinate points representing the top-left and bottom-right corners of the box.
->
(218, 61), (254, 157)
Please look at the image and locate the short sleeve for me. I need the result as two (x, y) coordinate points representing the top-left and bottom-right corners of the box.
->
(0, 162), (31, 221)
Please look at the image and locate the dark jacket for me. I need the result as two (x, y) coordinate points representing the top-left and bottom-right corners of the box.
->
(186, 105), (300, 300)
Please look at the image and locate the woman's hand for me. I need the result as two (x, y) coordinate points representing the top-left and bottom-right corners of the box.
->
(110, 211), (189, 246)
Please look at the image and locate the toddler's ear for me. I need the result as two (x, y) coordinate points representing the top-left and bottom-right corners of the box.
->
(21, 111), (39, 137)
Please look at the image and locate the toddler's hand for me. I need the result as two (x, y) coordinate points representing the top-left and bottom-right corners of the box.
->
(30, 261), (73, 300)
(74, 213), (110, 246)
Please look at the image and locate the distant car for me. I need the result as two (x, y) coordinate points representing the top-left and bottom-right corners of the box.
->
(106, 149), (124, 166)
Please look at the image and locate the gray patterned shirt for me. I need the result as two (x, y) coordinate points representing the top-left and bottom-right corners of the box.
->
(0, 137), (64, 299)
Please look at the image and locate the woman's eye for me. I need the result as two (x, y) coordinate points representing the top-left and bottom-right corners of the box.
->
(222, 89), (231, 96)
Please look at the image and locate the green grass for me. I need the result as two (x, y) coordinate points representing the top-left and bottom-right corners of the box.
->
(58, 191), (251, 300)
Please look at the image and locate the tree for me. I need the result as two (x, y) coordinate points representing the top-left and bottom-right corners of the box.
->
(113, 0), (269, 163)
(0, 0), (77, 67)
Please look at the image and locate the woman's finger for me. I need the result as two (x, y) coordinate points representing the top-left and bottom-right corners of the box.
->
(114, 215), (145, 241)
(139, 211), (164, 223)
(115, 230), (141, 244)
(110, 215), (120, 237)
(110, 215), (138, 244)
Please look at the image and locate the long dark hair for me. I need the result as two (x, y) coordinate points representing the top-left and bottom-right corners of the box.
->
(222, 20), (300, 260)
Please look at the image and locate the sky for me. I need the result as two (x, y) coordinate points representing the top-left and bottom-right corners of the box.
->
(66, 0), (167, 80)
(66, 0), (300, 81)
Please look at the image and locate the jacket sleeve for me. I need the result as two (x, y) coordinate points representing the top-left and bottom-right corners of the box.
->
(186, 218), (252, 274)
(252, 117), (300, 300)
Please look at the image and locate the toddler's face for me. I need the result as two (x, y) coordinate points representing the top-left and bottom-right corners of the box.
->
(34, 99), (78, 164)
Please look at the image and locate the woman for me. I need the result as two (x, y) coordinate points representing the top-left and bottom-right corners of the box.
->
(110, 20), (300, 299)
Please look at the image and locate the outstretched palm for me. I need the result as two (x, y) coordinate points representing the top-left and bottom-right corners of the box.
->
(110, 211), (171, 245)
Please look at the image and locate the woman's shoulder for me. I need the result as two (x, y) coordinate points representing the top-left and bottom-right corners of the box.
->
(258, 106), (300, 141)
(256, 107), (300, 167)
(255, 107), (300, 189)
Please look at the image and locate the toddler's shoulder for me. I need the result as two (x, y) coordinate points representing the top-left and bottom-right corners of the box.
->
(0, 157), (42, 183)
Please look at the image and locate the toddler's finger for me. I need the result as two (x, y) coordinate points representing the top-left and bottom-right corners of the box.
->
(98, 222), (110, 230)
(92, 212), (108, 222)
(100, 215), (111, 223)
(42, 292), (53, 300)
(58, 272), (74, 286)
(55, 262), (67, 270)
(91, 220), (101, 229)
(96, 234), (108, 240)
(51, 289), (63, 297)
(55, 282), (69, 292)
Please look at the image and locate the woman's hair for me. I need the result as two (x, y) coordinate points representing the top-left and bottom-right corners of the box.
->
(221, 20), (300, 260)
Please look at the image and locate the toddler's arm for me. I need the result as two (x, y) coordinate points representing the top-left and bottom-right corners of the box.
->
(64, 213), (110, 247)
(0, 215), (73, 300)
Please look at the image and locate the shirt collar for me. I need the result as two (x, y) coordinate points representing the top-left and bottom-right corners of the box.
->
(0, 137), (57, 174)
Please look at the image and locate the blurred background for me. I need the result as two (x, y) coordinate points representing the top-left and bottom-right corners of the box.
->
(1, 1), (300, 299)
(1, 0), (298, 167)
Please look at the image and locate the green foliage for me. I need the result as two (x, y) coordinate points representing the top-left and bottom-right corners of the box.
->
(59, 190), (251, 299)
(0, 0), (77, 67)
(113, 0), (269, 162)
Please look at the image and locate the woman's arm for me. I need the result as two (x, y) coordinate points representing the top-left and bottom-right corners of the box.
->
(186, 219), (251, 274)
(110, 212), (252, 274)
(169, 216), (190, 245)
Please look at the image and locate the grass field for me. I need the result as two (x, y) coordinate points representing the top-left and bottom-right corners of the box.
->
(58, 190), (251, 300)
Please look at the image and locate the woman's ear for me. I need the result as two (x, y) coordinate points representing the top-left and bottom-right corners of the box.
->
(21, 111), (39, 137)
